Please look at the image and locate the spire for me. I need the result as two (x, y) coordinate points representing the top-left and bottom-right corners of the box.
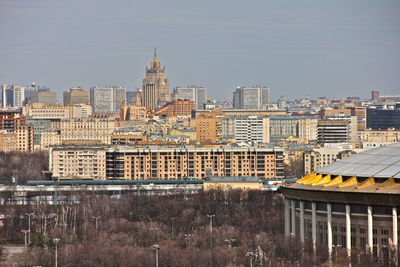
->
(151, 48), (160, 69)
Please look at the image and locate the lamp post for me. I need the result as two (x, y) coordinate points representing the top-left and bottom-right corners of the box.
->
(246, 252), (256, 267)
(185, 234), (193, 248)
(21, 230), (30, 247)
(53, 238), (60, 267)
(92, 216), (101, 232)
(152, 244), (160, 267)
(25, 212), (34, 244)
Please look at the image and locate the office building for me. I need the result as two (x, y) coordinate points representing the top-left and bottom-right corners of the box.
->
(234, 116), (269, 143)
(63, 87), (89, 105)
(142, 50), (170, 110)
(366, 108), (400, 130)
(2, 85), (25, 108)
(371, 90), (380, 101)
(173, 86), (207, 110)
(31, 91), (57, 106)
(282, 143), (400, 260)
(90, 87), (126, 114)
(233, 86), (269, 109)
(317, 117), (358, 144)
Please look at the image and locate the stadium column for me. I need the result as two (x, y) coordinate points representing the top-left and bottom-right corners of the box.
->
(346, 205), (351, 255)
(284, 198), (290, 236)
(367, 206), (373, 253)
(300, 201), (305, 242)
(312, 202), (317, 255)
(327, 203), (333, 256)
(291, 199), (296, 236)
(393, 207), (398, 263)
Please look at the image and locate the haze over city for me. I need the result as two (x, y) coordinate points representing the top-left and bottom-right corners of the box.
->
(1, 0), (399, 101)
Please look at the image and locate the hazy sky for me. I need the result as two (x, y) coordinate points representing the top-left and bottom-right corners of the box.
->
(1, 0), (399, 101)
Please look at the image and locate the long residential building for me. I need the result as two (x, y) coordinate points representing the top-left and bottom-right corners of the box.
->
(23, 103), (92, 119)
(49, 146), (285, 180)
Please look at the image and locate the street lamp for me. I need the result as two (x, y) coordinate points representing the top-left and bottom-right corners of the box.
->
(246, 252), (256, 267)
(21, 230), (30, 247)
(92, 216), (101, 232)
(53, 238), (60, 267)
(185, 234), (193, 248)
(25, 212), (34, 244)
(152, 244), (160, 267)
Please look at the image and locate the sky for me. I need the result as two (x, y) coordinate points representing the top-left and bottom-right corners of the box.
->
(0, 0), (399, 102)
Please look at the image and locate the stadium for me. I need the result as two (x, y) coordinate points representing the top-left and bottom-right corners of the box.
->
(281, 143), (400, 260)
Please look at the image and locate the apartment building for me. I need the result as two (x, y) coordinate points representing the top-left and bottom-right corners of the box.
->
(58, 117), (116, 145)
(50, 146), (284, 180)
(194, 110), (223, 144)
(23, 103), (92, 119)
(50, 145), (107, 179)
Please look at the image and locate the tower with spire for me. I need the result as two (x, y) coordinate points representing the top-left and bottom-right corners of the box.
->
(142, 49), (170, 110)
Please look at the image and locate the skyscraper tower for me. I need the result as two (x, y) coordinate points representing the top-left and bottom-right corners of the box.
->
(142, 49), (170, 110)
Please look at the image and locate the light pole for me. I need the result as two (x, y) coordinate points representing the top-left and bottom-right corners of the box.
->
(246, 252), (256, 267)
(185, 233), (193, 248)
(21, 230), (30, 247)
(92, 216), (101, 232)
(53, 238), (60, 267)
(25, 212), (34, 244)
(152, 244), (160, 267)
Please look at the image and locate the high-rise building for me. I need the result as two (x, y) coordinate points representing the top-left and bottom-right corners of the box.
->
(2, 85), (25, 108)
(142, 50), (170, 110)
(371, 90), (380, 101)
(234, 116), (270, 143)
(317, 116), (358, 144)
(194, 110), (224, 144)
(90, 87), (126, 114)
(173, 86), (207, 110)
(233, 86), (269, 109)
(32, 91), (57, 105)
(63, 87), (89, 105)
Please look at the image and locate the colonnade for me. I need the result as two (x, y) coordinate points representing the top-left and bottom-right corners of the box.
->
(284, 198), (398, 258)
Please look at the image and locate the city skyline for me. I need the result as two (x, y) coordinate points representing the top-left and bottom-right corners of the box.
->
(1, 1), (399, 101)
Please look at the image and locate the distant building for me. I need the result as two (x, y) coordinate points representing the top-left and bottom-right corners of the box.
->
(90, 87), (126, 114)
(317, 117), (358, 144)
(154, 99), (194, 117)
(366, 108), (400, 130)
(173, 86), (207, 110)
(32, 91), (57, 105)
(126, 90), (143, 106)
(230, 116), (269, 143)
(63, 87), (89, 105)
(142, 50), (170, 110)
(120, 106), (148, 121)
(277, 96), (287, 109)
(233, 86), (269, 109)
(23, 103), (92, 120)
(0, 109), (25, 132)
(371, 90), (380, 101)
(194, 110), (223, 144)
(2, 85), (25, 108)
(269, 116), (318, 141)
(204, 176), (263, 191)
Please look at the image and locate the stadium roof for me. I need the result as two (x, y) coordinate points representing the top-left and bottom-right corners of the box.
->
(318, 143), (400, 179)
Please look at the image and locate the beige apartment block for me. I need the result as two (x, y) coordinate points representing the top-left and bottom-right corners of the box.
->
(15, 126), (34, 152)
(23, 103), (92, 119)
(59, 118), (116, 145)
(106, 147), (284, 180)
(41, 129), (62, 150)
(120, 106), (148, 121)
(358, 130), (400, 143)
(50, 145), (107, 179)
(0, 130), (17, 152)
(49, 146), (285, 180)
(298, 118), (318, 141)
